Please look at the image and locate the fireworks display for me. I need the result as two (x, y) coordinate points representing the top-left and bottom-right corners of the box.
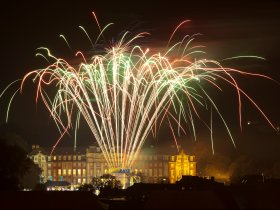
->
(1, 12), (276, 171)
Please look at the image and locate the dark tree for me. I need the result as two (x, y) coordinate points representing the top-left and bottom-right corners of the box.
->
(91, 174), (122, 190)
(33, 183), (47, 191)
(91, 176), (103, 190)
(0, 138), (41, 190)
(78, 183), (95, 192)
(100, 174), (122, 189)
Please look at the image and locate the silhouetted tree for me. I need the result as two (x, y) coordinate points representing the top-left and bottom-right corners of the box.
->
(91, 176), (103, 190)
(91, 174), (122, 190)
(78, 183), (95, 192)
(0, 138), (41, 190)
(21, 164), (42, 190)
(33, 183), (47, 191)
(100, 174), (122, 189)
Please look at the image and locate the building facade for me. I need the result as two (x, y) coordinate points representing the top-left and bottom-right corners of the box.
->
(169, 150), (196, 183)
(29, 145), (48, 183)
(86, 146), (108, 183)
(46, 147), (87, 186)
(29, 144), (196, 186)
(132, 150), (170, 183)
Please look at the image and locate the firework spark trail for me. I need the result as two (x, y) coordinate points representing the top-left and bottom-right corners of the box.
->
(1, 15), (276, 171)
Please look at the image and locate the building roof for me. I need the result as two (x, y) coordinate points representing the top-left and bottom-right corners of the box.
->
(29, 147), (49, 156)
(29, 146), (87, 156)
(139, 144), (194, 156)
(49, 147), (87, 155)
(28, 144), (193, 157)
(86, 145), (102, 153)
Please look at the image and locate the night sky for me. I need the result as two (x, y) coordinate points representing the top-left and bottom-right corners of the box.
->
(0, 0), (279, 169)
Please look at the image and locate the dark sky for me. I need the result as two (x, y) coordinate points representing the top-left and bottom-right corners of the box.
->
(0, 0), (279, 161)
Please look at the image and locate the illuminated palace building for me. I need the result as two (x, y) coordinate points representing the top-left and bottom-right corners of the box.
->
(29, 144), (196, 186)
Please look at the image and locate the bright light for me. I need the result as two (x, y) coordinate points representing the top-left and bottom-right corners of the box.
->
(2, 13), (276, 172)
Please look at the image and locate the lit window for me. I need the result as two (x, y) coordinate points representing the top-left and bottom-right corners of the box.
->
(73, 169), (76, 175)
(78, 169), (81, 175)
(68, 156), (71, 161)
(48, 156), (51, 161)
(82, 178), (86, 184)
(48, 170), (51, 176)
(78, 156), (82, 160)
(58, 169), (61, 175)
(149, 169), (152, 177)
(154, 169), (158, 177)
(73, 156), (76, 161)
(171, 170), (174, 177)
(190, 163), (193, 167)
(159, 169), (163, 176)
(68, 169), (71, 175)
(163, 168), (168, 176)
(58, 156), (61, 160)
(53, 156), (56, 161)
(63, 169), (66, 175)
(63, 156), (66, 161)
(82, 169), (86, 175)
(190, 170), (193, 175)
(78, 178), (81, 184)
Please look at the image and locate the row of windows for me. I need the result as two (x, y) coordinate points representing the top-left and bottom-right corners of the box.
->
(50, 155), (82, 161)
(170, 156), (195, 162)
(47, 162), (86, 167)
(170, 163), (195, 168)
(135, 168), (168, 177)
(170, 169), (195, 177)
(149, 162), (165, 167)
(33, 156), (45, 162)
(34, 154), (194, 163)
(137, 155), (169, 161)
(48, 169), (86, 176)
(76, 178), (86, 184)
